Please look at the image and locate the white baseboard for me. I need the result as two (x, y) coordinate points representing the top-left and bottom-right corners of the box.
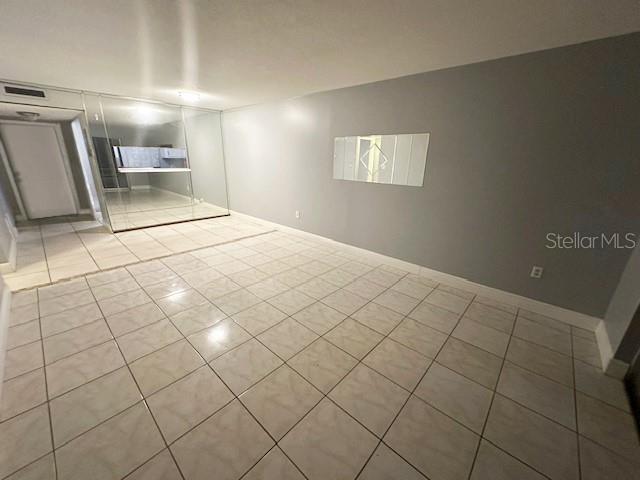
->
(230, 210), (603, 333)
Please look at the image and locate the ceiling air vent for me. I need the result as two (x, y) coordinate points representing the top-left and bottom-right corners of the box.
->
(3, 85), (47, 99)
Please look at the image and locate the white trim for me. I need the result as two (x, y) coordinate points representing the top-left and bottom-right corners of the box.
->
(0, 213), (17, 274)
(0, 277), (12, 400)
(595, 321), (630, 378)
(230, 209), (602, 332)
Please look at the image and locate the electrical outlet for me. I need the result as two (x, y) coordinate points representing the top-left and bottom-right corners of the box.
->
(295, 210), (301, 219)
(530, 266), (544, 279)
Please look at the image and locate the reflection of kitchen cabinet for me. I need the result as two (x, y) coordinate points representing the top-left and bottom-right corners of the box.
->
(113, 146), (188, 170)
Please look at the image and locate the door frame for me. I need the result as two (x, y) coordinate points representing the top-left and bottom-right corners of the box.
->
(0, 119), (82, 219)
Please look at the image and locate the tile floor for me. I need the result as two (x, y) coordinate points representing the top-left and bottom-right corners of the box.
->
(2, 216), (272, 290)
(104, 189), (229, 231)
(1, 230), (639, 480)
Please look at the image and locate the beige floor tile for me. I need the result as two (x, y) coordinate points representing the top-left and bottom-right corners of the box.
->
(50, 367), (141, 446)
(46, 340), (125, 398)
(295, 278), (339, 299)
(9, 303), (39, 326)
(424, 289), (471, 314)
(43, 319), (112, 364)
(258, 318), (318, 360)
(4, 272), (51, 292)
(98, 289), (151, 317)
(506, 336), (574, 387)
(39, 289), (95, 317)
(574, 360), (631, 412)
(362, 268), (403, 288)
(280, 398), (378, 480)
(231, 302), (287, 335)
(4, 341), (44, 381)
(359, 443), (427, 480)
(214, 288), (262, 315)
(188, 318), (252, 361)
(170, 303), (226, 336)
(363, 337), (431, 390)
(578, 436), (640, 480)
(330, 364), (409, 436)
(198, 277), (242, 300)
(321, 289), (369, 316)
(576, 393), (640, 463)
(389, 318), (447, 358)
(484, 395), (579, 480)
(106, 302), (166, 337)
(124, 449), (182, 480)
(147, 366), (234, 443)
(272, 268), (314, 288)
(0, 405), (52, 479)
(288, 338), (358, 393)
(323, 318), (382, 359)
(116, 319), (182, 363)
(92, 277), (141, 301)
(408, 301), (460, 334)
(415, 362), (492, 433)
(6, 319), (41, 350)
(130, 339), (204, 396)
(227, 267), (271, 287)
(56, 402), (164, 480)
(1, 368), (47, 421)
(373, 289), (420, 315)
(572, 336), (601, 368)
(518, 310), (571, 333)
(475, 296), (518, 315)
(211, 338), (283, 394)
(513, 317), (571, 356)
(171, 400), (273, 480)
(451, 317), (510, 357)
(4, 453), (56, 480)
(40, 302), (103, 337)
(390, 277), (434, 300)
(497, 361), (576, 429)
(353, 302), (403, 335)
(293, 302), (346, 335)
(384, 395), (479, 480)
(86, 268), (132, 288)
(464, 302), (515, 333)
(142, 278), (191, 301)
(240, 365), (322, 439)
(243, 446), (305, 480)
(343, 277), (386, 301)
(156, 289), (209, 316)
(470, 440), (546, 480)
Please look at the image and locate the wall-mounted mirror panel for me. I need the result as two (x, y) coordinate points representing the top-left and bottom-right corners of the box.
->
(84, 94), (229, 231)
(333, 133), (429, 186)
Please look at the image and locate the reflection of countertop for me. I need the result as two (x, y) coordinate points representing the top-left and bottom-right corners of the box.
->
(118, 168), (191, 173)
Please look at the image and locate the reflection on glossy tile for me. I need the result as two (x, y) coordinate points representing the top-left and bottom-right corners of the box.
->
(280, 398), (378, 480)
(471, 440), (546, 480)
(0, 405), (52, 479)
(384, 396), (479, 480)
(212, 338), (283, 394)
(415, 362), (492, 433)
(156, 289), (208, 316)
(188, 318), (252, 361)
(288, 338), (358, 393)
(330, 364), (409, 436)
(484, 395), (578, 480)
(148, 366), (234, 443)
(241, 365), (322, 440)
(56, 402), (164, 480)
(171, 400), (273, 480)
(170, 303), (226, 336)
(50, 367), (141, 446)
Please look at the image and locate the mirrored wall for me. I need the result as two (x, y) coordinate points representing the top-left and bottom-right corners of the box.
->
(84, 94), (228, 231)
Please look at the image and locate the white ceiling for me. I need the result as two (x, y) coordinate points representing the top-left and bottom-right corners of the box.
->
(0, 0), (638, 110)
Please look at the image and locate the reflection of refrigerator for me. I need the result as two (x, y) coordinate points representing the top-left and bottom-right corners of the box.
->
(92, 137), (128, 189)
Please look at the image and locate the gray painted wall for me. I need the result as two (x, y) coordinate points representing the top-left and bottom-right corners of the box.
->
(222, 33), (640, 317)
